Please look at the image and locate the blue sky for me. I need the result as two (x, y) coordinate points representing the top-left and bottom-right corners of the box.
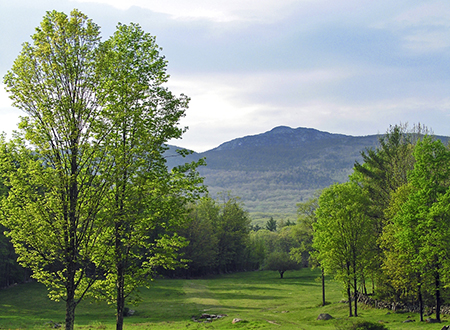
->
(1, 0), (450, 151)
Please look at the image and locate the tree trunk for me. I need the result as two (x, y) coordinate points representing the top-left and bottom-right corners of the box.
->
(321, 267), (326, 306)
(354, 275), (358, 317)
(418, 283), (423, 322)
(279, 270), (284, 279)
(435, 272), (441, 322)
(65, 266), (77, 330)
(65, 299), (76, 330)
(347, 285), (353, 317)
(66, 148), (78, 330)
(116, 263), (125, 330)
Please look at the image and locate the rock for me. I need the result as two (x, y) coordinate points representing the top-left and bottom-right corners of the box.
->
(317, 313), (333, 320)
(232, 318), (242, 324)
(192, 314), (227, 323)
(403, 319), (415, 323)
(426, 318), (440, 323)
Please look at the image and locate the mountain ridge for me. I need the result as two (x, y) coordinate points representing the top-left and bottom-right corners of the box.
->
(167, 126), (448, 218)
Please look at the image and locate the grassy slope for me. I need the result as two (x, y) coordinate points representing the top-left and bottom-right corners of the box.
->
(0, 269), (447, 329)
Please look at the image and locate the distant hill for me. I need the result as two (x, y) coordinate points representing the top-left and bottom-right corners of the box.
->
(165, 126), (448, 220)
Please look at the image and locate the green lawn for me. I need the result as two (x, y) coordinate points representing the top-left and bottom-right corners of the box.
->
(0, 269), (447, 329)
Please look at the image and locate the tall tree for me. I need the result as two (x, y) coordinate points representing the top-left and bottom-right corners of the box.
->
(214, 195), (251, 273)
(314, 182), (375, 317)
(290, 193), (327, 305)
(353, 124), (427, 295)
(178, 197), (219, 277)
(1, 10), (110, 330)
(381, 183), (425, 320)
(94, 23), (204, 330)
(390, 136), (450, 321)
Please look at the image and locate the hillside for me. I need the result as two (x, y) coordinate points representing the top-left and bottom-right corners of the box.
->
(166, 126), (381, 218)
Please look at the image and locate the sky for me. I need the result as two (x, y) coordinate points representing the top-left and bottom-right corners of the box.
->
(1, 0), (450, 152)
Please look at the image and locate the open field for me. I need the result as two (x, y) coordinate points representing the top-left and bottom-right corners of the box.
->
(0, 269), (448, 329)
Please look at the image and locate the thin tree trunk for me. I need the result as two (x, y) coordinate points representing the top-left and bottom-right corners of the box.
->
(347, 285), (353, 317)
(116, 262), (125, 330)
(418, 283), (423, 322)
(435, 272), (441, 322)
(354, 275), (358, 317)
(66, 147), (78, 330)
(321, 267), (326, 306)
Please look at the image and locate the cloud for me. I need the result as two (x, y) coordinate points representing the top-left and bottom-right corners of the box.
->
(69, 0), (301, 22)
(2, 0), (450, 152)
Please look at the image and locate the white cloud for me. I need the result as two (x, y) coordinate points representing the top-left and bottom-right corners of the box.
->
(69, 0), (302, 22)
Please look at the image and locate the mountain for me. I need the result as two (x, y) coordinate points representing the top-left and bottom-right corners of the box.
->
(166, 126), (448, 219)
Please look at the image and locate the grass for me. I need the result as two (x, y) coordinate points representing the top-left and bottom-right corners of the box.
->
(0, 269), (448, 329)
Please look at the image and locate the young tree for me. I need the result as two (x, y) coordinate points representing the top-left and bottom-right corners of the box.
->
(265, 251), (300, 278)
(314, 182), (375, 317)
(290, 193), (327, 305)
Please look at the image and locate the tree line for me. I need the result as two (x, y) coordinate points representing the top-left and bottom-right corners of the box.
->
(311, 124), (450, 322)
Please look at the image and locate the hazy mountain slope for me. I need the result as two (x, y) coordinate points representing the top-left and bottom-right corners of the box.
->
(167, 126), (380, 215)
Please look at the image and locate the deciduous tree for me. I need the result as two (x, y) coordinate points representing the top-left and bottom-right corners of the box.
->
(2, 10), (111, 330)
(314, 182), (375, 317)
(389, 136), (450, 322)
(93, 22), (204, 330)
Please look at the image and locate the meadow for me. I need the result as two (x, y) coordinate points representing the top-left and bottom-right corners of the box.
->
(0, 269), (447, 329)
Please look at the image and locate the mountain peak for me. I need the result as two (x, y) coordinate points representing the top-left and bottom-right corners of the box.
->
(269, 126), (294, 134)
(212, 126), (344, 151)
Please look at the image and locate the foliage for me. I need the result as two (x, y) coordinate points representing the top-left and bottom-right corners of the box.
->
(173, 195), (257, 277)
(0, 164), (27, 288)
(290, 193), (319, 267)
(264, 251), (300, 278)
(2, 10), (111, 330)
(314, 181), (376, 317)
(214, 195), (252, 273)
(177, 197), (219, 277)
(265, 217), (277, 231)
(90, 22), (204, 330)
(1, 9), (202, 330)
(386, 136), (450, 321)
